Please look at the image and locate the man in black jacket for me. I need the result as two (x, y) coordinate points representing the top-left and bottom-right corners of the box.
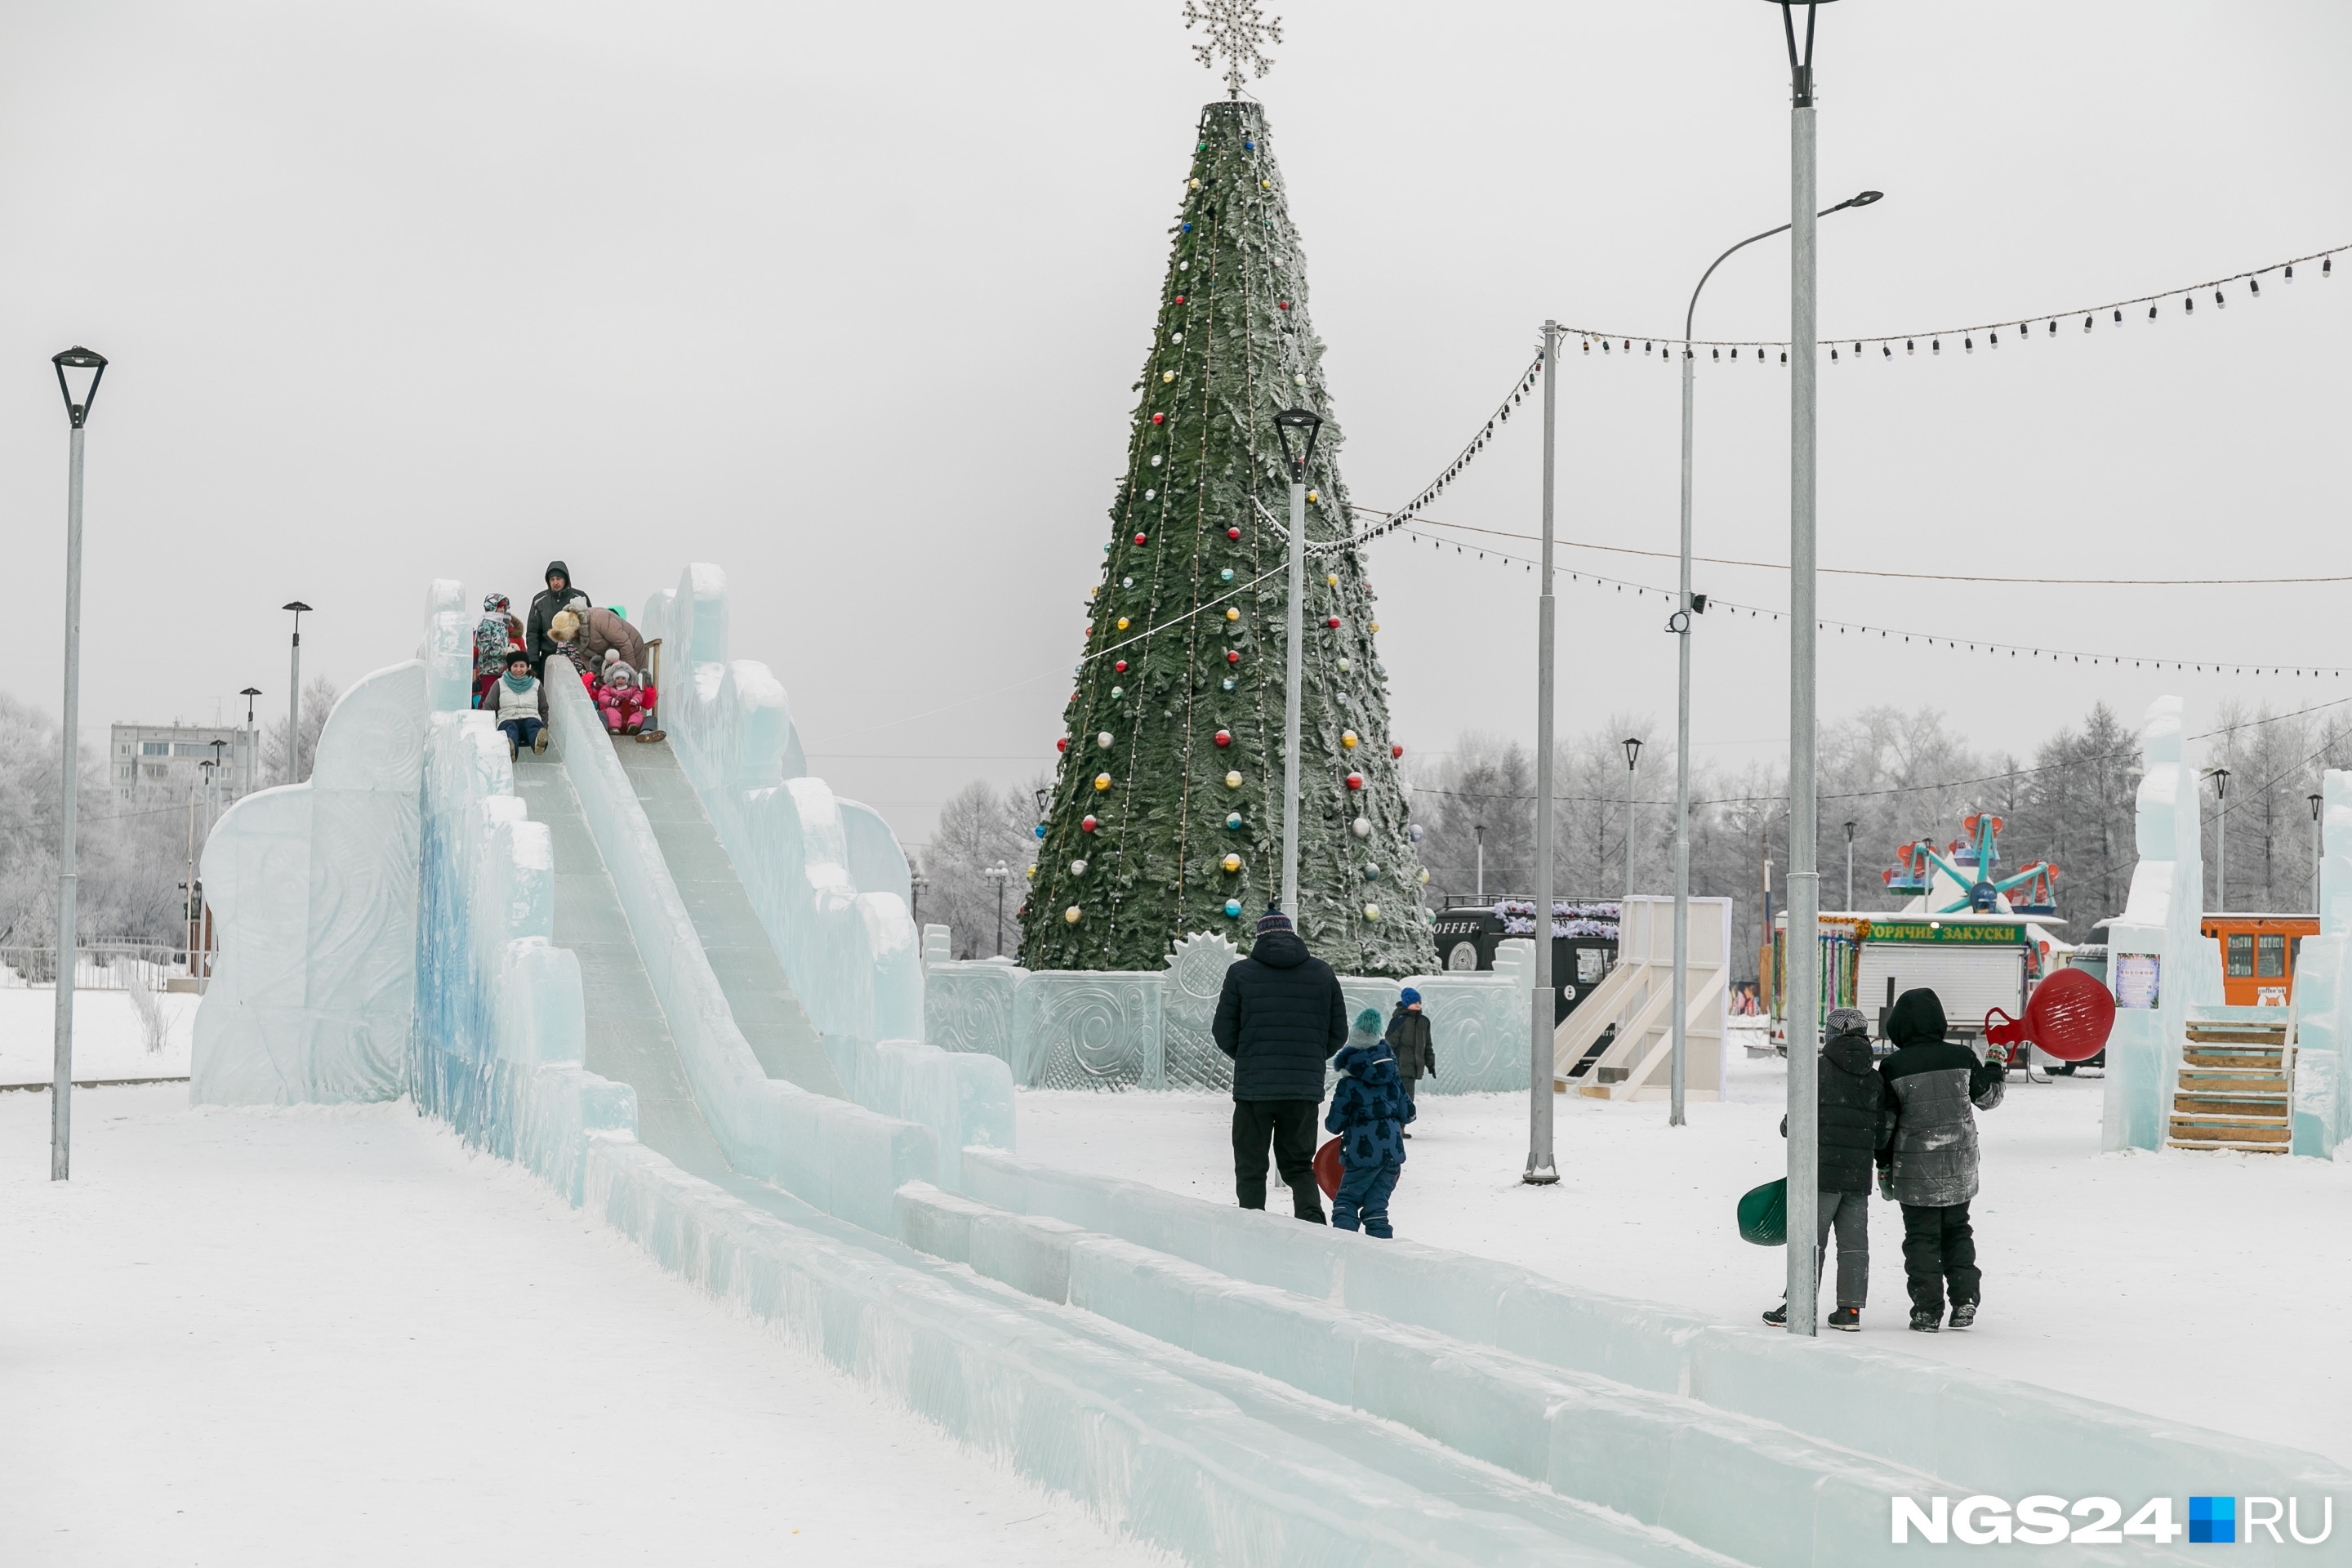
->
(1212, 904), (1348, 1223)
(1762, 1006), (1889, 1331)
(526, 560), (592, 670)
(1878, 987), (2007, 1333)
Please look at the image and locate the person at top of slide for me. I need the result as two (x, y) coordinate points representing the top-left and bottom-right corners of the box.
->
(526, 561), (592, 668)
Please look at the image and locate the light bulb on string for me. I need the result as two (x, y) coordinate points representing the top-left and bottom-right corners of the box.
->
(2249, 277), (2261, 296)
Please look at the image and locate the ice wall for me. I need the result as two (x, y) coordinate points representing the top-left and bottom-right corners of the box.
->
(2286, 768), (2352, 1156)
(190, 658), (431, 1105)
(923, 933), (1535, 1094)
(2101, 695), (2220, 1152)
(637, 564), (1009, 1166)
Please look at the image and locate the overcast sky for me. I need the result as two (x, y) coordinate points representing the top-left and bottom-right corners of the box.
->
(5, 1), (2348, 849)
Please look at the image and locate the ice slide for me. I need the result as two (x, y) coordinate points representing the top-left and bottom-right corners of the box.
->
(187, 574), (2348, 1566)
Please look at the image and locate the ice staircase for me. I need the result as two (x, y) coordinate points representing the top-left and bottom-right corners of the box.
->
(2167, 1007), (2294, 1153)
(609, 737), (844, 1097)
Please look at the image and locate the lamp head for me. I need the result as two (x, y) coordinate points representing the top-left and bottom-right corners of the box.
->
(1272, 407), (1323, 474)
(1621, 736), (1643, 769)
(52, 346), (108, 430)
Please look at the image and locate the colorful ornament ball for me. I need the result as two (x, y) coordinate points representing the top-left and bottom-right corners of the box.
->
(1341, 730), (1358, 749)
(1071, 858), (1087, 875)
(1081, 815), (1098, 833)
(1224, 898), (1242, 917)
(1364, 904), (1380, 920)
(1226, 650), (1240, 664)
(1096, 731), (1114, 750)
(1222, 853), (1241, 873)
(1214, 729), (1232, 746)
(1227, 526), (1241, 540)
(1134, 532), (1147, 544)
(1094, 773), (1111, 791)
(1224, 770), (1243, 789)
(1225, 812), (1243, 831)
(1346, 773), (1364, 791)
(1327, 616), (1341, 629)
(1115, 660), (1129, 673)
(1065, 906), (1083, 924)
(1352, 815), (1372, 837)
(1225, 608), (1240, 621)
(1391, 743), (1404, 759)
(1056, 737), (1068, 752)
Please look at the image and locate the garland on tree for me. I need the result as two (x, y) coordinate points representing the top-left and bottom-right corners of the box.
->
(1021, 100), (1436, 978)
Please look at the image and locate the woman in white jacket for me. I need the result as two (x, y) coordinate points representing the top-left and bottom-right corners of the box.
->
(492, 650), (550, 758)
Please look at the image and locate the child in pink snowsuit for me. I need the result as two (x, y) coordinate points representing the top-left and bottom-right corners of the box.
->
(598, 663), (653, 735)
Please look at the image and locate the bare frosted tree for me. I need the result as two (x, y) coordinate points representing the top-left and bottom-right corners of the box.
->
(261, 676), (341, 786)
(915, 777), (1046, 960)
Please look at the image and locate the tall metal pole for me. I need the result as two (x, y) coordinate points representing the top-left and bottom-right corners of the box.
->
(1671, 341), (1695, 1128)
(1526, 322), (1561, 1184)
(1783, 1), (1824, 1337)
(2312, 793), (2326, 914)
(1624, 752), (1639, 911)
(1845, 820), (1857, 910)
(287, 628), (302, 784)
(2211, 768), (2230, 913)
(1474, 824), (1486, 900)
(51, 421), (87, 1181)
(1281, 471), (1307, 917)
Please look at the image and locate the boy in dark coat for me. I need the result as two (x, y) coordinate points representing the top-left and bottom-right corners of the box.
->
(1212, 905), (1348, 1223)
(1877, 987), (2007, 1333)
(1762, 1006), (1890, 1331)
(525, 561), (593, 669)
(1383, 987), (1436, 1136)
(1326, 1008), (1414, 1236)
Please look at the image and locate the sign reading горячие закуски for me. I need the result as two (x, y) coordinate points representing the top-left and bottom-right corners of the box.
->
(1865, 920), (2029, 946)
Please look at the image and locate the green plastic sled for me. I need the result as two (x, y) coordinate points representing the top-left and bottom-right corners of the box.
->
(1737, 1178), (1788, 1246)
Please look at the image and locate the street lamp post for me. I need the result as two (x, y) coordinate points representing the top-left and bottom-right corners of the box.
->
(1844, 821), (1858, 911)
(283, 604), (314, 784)
(240, 687), (262, 795)
(1272, 408), (1323, 920)
(1621, 737), (1643, 915)
(49, 345), (107, 1183)
(1770, 0), (1838, 1337)
(910, 873), (929, 929)
(2311, 792), (2327, 914)
(1667, 184), (1879, 1132)
(982, 862), (1010, 956)
(1474, 823), (1486, 901)
(2206, 767), (2232, 913)
(1526, 320), (1562, 1186)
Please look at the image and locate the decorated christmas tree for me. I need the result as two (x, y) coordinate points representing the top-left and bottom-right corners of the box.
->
(1021, 68), (1435, 977)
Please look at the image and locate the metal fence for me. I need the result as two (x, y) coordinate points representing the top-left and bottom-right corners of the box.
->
(0, 942), (187, 991)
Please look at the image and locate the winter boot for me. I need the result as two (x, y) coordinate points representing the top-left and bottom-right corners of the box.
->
(1948, 1301), (1977, 1330)
(532, 729), (550, 755)
(1908, 1308), (1941, 1334)
(1828, 1306), (1860, 1332)
(1761, 1302), (1789, 1327)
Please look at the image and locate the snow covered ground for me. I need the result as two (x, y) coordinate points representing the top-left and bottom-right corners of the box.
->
(0, 1087), (1170, 1567)
(1018, 1054), (2352, 1468)
(0, 988), (196, 1086)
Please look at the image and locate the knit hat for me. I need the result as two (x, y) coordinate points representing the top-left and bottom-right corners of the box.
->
(1401, 987), (1423, 1005)
(1824, 1005), (1869, 1038)
(1255, 903), (1293, 935)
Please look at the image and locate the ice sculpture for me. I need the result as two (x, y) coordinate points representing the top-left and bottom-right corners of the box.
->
(189, 659), (431, 1104)
(2100, 695), (2221, 1152)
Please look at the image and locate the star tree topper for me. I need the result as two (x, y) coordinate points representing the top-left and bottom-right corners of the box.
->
(1183, 0), (1282, 98)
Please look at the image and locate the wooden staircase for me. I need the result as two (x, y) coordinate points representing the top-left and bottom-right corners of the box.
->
(2167, 1017), (2292, 1153)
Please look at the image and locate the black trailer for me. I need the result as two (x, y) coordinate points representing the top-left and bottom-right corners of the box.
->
(1430, 896), (1619, 1026)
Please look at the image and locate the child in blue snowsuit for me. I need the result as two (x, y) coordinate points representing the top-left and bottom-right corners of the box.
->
(1325, 1007), (1414, 1236)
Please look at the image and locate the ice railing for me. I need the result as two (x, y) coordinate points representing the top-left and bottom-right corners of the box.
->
(636, 564), (1011, 1167)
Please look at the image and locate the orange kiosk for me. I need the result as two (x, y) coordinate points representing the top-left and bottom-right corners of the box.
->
(2198, 914), (2319, 1007)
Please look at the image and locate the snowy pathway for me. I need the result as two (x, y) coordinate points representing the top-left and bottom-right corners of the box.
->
(0, 1087), (1169, 1567)
(1018, 1054), (2352, 1468)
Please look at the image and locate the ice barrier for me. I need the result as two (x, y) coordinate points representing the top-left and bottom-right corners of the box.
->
(634, 565), (1013, 1171)
(191, 659), (431, 1104)
(2284, 767), (2352, 1156)
(924, 930), (1538, 1094)
(952, 1147), (2352, 1518)
(2101, 696), (2222, 1152)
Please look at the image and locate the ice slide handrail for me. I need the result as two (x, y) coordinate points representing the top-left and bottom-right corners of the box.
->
(544, 657), (935, 1232)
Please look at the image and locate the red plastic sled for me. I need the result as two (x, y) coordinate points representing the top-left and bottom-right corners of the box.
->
(1313, 1135), (1344, 1199)
(1984, 965), (2116, 1063)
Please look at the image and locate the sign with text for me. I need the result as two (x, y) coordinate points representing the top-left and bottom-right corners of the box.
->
(1866, 920), (2027, 946)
